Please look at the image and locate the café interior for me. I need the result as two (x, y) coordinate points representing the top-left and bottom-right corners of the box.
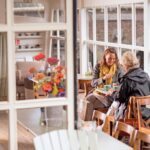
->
(0, 0), (150, 150)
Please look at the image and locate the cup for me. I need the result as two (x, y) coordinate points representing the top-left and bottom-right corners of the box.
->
(104, 84), (111, 91)
(112, 83), (119, 91)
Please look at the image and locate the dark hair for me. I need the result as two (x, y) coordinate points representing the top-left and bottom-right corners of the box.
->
(100, 47), (119, 67)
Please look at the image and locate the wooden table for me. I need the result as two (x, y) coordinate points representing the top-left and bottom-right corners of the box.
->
(77, 74), (93, 95)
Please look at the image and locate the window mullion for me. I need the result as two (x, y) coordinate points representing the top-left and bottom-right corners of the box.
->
(104, 6), (108, 44)
(93, 8), (97, 66)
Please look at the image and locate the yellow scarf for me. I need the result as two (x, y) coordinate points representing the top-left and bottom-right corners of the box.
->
(99, 64), (117, 88)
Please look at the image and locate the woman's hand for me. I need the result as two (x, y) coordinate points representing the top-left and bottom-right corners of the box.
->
(103, 73), (113, 80)
(105, 89), (114, 96)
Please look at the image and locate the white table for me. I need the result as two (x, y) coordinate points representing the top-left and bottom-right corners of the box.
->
(34, 129), (133, 150)
(97, 130), (133, 150)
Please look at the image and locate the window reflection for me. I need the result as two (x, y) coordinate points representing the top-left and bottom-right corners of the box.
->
(108, 7), (117, 43)
(96, 8), (104, 41)
(87, 44), (93, 67)
(0, 33), (8, 101)
(136, 4), (144, 46)
(87, 9), (93, 40)
(136, 50), (144, 69)
(0, 0), (6, 24)
(96, 45), (104, 63)
(121, 5), (132, 45)
(14, 0), (66, 23)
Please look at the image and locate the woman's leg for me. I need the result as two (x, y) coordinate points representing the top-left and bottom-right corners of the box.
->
(83, 93), (109, 121)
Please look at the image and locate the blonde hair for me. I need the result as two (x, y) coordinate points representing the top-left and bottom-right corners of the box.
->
(122, 51), (139, 69)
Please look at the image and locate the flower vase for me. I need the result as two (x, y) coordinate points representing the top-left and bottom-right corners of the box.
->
(44, 94), (63, 127)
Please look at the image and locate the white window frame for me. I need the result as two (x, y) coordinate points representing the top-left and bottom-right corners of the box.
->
(79, 0), (150, 75)
(0, 0), (74, 150)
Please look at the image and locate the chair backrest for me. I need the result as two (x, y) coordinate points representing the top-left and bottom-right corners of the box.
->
(113, 121), (135, 146)
(78, 79), (92, 96)
(136, 96), (150, 129)
(92, 110), (106, 126)
(126, 96), (150, 117)
(34, 129), (99, 150)
(134, 129), (150, 150)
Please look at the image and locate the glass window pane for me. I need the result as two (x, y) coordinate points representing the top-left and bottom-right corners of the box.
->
(60, 40), (66, 66)
(87, 44), (93, 67)
(0, 0), (6, 24)
(0, 111), (9, 149)
(17, 106), (68, 136)
(108, 7), (117, 43)
(136, 50), (144, 69)
(15, 31), (67, 100)
(51, 39), (57, 58)
(14, 0), (66, 24)
(121, 48), (131, 56)
(0, 33), (8, 101)
(96, 45), (104, 63)
(87, 9), (93, 40)
(121, 5), (132, 45)
(136, 4), (144, 46)
(96, 8), (104, 41)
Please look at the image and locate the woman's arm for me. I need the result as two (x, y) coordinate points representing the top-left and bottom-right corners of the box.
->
(91, 63), (105, 87)
(115, 78), (131, 105)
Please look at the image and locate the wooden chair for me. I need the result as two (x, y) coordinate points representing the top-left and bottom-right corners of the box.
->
(34, 129), (100, 150)
(113, 121), (136, 147)
(136, 96), (150, 129)
(134, 129), (150, 150)
(78, 79), (92, 96)
(92, 110), (106, 126)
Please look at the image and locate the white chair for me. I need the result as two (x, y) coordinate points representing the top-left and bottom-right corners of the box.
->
(34, 129), (99, 150)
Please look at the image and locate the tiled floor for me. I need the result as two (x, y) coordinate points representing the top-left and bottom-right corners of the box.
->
(17, 107), (67, 136)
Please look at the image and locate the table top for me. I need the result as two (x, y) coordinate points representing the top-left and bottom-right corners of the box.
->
(97, 130), (133, 150)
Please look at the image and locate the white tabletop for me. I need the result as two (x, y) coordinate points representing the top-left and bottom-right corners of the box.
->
(97, 130), (133, 150)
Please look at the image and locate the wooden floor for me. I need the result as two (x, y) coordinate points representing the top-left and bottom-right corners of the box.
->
(0, 111), (35, 150)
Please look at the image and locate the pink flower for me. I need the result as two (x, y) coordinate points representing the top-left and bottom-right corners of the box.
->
(47, 57), (59, 65)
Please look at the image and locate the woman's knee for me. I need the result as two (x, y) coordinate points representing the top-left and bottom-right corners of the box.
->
(86, 94), (96, 103)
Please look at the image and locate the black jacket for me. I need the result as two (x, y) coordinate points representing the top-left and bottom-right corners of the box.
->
(115, 67), (150, 105)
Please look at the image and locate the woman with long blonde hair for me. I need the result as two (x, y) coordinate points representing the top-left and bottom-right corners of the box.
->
(82, 47), (124, 121)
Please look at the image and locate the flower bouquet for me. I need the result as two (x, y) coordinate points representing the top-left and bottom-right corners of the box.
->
(29, 53), (66, 97)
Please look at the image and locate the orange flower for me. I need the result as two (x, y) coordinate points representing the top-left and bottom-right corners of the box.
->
(54, 78), (61, 84)
(42, 82), (52, 92)
(58, 88), (65, 93)
(35, 73), (45, 80)
(55, 73), (64, 79)
(55, 65), (64, 72)
(29, 67), (37, 74)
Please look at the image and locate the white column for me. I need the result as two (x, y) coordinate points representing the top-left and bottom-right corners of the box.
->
(66, 0), (74, 129)
(80, 9), (88, 74)
(7, 0), (18, 149)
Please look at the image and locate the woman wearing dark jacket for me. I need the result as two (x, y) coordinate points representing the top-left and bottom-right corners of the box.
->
(82, 48), (124, 121)
(107, 51), (150, 120)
